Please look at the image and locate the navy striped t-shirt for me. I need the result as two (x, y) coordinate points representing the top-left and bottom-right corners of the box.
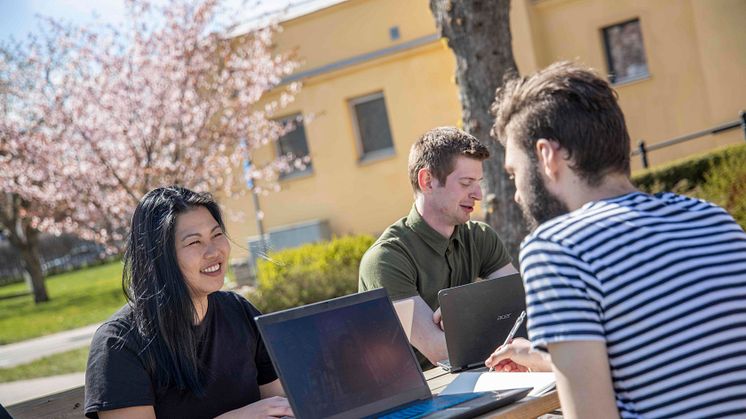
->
(520, 192), (746, 418)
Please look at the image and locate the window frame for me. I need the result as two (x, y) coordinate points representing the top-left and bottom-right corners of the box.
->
(348, 91), (396, 164)
(274, 112), (313, 180)
(601, 17), (650, 85)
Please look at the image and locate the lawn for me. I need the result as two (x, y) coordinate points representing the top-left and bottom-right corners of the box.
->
(0, 261), (126, 344)
(0, 347), (88, 383)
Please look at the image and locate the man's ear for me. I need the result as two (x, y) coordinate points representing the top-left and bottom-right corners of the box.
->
(535, 139), (562, 181)
(417, 168), (433, 192)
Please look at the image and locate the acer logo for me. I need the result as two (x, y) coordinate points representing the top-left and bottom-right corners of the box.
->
(496, 313), (512, 321)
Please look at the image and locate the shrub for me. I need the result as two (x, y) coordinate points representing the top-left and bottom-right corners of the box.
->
(633, 143), (746, 193)
(632, 143), (746, 229)
(697, 152), (746, 228)
(244, 234), (375, 313)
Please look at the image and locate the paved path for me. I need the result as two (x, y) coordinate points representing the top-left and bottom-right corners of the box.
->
(0, 323), (100, 368)
(0, 324), (100, 407)
(0, 372), (85, 406)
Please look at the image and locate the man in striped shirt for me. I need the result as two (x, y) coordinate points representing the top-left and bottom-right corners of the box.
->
(485, 61), (746, 418)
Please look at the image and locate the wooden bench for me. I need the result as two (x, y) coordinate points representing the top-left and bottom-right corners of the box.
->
(6, 385), (85, 419)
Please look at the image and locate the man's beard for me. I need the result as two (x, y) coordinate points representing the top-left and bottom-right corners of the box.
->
(519, 162), (570, 232)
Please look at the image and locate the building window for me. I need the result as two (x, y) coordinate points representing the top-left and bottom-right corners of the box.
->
(276, 114), (312, 178)
(602, 18), (649, 84)
(350, 92), (395, 161)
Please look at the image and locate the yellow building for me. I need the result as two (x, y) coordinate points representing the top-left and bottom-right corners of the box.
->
(225, 0), (746, 261)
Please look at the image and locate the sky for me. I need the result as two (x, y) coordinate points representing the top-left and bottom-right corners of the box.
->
(0, 0), (344, 42)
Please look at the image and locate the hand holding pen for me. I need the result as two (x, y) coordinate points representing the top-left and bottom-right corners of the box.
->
(488, 310), (526, 372)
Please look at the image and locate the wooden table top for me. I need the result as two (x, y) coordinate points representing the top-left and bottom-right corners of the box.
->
(6, 369), (560, 419)
(423, 368), (561, 419)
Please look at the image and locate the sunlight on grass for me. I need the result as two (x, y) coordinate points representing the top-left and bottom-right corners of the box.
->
(0, 262), (126, 344)
(0, 347), (89, 383)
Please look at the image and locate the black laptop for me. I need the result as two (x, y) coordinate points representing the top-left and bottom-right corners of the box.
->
(255, 289), (530, 419)
(437, 274), (528, 373)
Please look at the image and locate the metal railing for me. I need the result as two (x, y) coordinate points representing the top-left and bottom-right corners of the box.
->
(632, 111), (746, 168)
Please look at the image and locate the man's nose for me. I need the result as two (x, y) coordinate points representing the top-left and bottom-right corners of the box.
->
(472, 184), (483, 200)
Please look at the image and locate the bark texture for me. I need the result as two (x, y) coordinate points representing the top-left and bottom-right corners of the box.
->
(430, 0), (529, 262)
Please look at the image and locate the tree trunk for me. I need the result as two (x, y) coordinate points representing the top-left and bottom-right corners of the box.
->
(0, 193), (50, 303)
(429, 0), (529, 262)
(17, 230), (49, 303)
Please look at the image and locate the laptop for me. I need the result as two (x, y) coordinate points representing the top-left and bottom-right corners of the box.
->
(255, 289), (531, 419)
(437, 274), (528, 373)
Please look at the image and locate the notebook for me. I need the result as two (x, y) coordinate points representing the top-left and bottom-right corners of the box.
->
(437, 274), (528, 373)
(441, 372), (556, 398)
(255, 289), (531, 419)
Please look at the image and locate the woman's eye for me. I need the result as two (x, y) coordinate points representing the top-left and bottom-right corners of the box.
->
(188, 240), (200, 246)
(213, 232), (223, 238)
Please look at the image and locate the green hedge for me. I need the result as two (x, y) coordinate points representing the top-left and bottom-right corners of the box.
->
(632, 143), (746, 228)
(633, 143), (746, 192)
(244, 234), (375, 313)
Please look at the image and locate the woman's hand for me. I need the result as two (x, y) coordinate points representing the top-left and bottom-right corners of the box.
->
(484, 337), (553, 372)
(216, 396), (293, 418)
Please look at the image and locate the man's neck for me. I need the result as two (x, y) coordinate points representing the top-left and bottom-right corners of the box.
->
(562, 173), (638, 211)
(415, 196), (456, 239)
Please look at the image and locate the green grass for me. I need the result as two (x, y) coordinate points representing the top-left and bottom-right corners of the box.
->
(0, 261), (126, 344)
(0, 347), (89, 383)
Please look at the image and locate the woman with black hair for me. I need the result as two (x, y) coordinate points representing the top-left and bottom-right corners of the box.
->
(84, 186), (293, 418)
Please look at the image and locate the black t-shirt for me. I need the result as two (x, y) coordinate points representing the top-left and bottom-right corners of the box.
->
(84, 291), (277, 418)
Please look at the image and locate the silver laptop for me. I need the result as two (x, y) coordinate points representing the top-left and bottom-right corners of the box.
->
(437, 274), (528, 373)
(255, 289), (530, 419)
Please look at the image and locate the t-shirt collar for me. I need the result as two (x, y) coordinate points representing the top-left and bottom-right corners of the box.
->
(406, 204), (462, 255)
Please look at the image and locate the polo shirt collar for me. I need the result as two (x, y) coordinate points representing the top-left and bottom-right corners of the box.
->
(406, 204), (463, 255)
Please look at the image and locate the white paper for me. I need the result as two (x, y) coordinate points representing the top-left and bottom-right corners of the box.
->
(440, 372), (556, 398)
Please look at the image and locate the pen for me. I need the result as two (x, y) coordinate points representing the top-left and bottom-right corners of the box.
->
(489, 310), (526, 372)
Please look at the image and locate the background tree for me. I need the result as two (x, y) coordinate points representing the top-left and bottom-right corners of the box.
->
(0, 0), (300, 303)
(1, 30), (101, 303)
(429, 0), (528, 261)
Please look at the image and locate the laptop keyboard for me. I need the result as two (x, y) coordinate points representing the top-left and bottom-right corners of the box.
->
(377, 393), (482, 419)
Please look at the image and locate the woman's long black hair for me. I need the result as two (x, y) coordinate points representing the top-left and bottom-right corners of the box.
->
(122, 186), (225, 397)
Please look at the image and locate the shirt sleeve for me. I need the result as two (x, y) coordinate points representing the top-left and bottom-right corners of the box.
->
(473, 222), (513, 278)
(519, 237), (605, 352)
(358, 241), (419, 301)
(85, 322), (154, 418)
(238, 296), (279, 386)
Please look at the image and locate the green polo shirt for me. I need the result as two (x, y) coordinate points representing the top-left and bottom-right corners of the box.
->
(359, 205), (512, 311)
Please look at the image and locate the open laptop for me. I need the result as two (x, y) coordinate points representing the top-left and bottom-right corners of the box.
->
(255, 288), (531, 419)
(437, 273), (528, 373)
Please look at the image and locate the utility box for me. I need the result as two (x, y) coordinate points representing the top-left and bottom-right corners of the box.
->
(230, 259), (256, 287)
(246, 219), (331, 273)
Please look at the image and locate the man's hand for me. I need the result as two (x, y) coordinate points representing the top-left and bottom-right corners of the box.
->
(432, 307), (444, 330)
(484, 338), (553, 372)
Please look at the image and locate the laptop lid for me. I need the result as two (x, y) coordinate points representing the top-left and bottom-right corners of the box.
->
(437, 274), (528, 372)
(255, 289), (431, 419)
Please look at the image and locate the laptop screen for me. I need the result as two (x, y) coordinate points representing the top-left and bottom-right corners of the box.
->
(256, 290), (430, 419)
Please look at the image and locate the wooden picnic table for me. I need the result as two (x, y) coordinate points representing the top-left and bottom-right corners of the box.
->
(6, 370), (560, 418)
(424, 368), (561, 419)
(6, 385), (84, 418)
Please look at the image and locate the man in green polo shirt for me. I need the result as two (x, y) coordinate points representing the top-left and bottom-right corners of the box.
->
(359, 126), (517, 368)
